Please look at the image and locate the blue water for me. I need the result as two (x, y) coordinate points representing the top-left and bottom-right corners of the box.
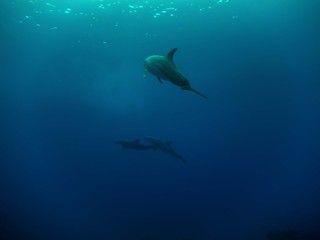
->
(1, 0), (320, 239)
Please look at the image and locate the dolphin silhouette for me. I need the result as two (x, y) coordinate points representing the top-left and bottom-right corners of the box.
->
(144, 137), (186, 163)
(144, 48), (207, 99)
(116, 139), (155, 151)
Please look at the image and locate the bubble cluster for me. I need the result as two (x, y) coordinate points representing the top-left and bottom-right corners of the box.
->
(19, 0), (232, 26)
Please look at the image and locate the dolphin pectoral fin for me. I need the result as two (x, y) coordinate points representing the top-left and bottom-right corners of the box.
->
(181, 85), (208, 99)
(157, 77), (162, 84)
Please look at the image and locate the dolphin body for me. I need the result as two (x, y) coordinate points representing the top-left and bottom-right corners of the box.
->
(144, 48), (207, 99)
(116, 139), (155, 151)
(144, 137), (186, 163)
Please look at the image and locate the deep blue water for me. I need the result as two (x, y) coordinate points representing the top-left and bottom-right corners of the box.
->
(1, 0), (320, 239)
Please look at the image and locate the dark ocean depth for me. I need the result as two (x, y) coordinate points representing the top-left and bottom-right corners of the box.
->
(1, 0), (320, 239)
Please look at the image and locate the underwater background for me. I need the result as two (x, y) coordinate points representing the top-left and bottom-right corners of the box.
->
(1, 0), (320, 239)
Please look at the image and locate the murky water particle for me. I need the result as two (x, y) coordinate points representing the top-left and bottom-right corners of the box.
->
(65, 8), (72, 13)
(46, 3), (56, 7)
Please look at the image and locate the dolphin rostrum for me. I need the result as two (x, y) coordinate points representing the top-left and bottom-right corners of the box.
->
(116, 139), (155, 151)
(144, 48), (207, 99)
(144, 137), (186, 163)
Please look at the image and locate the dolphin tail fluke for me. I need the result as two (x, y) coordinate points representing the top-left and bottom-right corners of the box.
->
(181, 85), (208, 99)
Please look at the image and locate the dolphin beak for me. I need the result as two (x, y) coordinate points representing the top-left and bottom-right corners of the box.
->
(181, 85), (208, 99)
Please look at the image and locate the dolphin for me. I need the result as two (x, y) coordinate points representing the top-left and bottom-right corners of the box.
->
(144, 137), (186, 163)
(116, 139), (155, 151)
(144, 48), (207, 99)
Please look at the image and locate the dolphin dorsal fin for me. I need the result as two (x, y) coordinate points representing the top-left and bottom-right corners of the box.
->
(166, 48), (177, 63)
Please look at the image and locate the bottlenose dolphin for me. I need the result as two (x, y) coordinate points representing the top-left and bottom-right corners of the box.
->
(144, 48), (207, 99)
(144, 137), (186, 163)
(116, 139), (155, 151)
